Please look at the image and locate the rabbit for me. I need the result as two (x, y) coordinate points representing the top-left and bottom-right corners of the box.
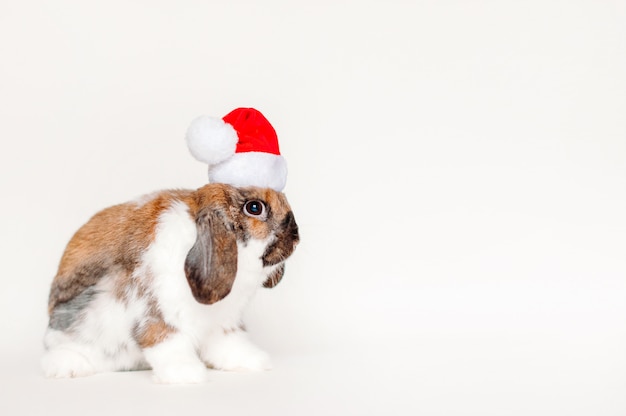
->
(41, 183), (299, 383)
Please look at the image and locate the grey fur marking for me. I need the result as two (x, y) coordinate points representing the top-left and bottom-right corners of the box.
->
(49, 286), (98, 331)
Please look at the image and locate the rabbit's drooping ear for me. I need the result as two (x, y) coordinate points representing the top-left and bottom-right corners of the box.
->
(263, 264), (284, 288)
(184, 209), (238, 304)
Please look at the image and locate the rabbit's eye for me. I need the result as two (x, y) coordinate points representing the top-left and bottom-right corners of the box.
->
(243, 200), (267, 219)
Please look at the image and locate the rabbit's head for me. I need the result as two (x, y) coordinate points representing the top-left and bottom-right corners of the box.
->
(184, 184), (299, 305)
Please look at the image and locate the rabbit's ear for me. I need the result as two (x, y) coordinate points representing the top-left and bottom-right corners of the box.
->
(184, 209), (238, 304)
(263, 263), (285, 288)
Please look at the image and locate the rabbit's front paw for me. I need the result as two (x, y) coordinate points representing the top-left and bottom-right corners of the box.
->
(152, 362), (209, 384)
(202, 332), (272, 372)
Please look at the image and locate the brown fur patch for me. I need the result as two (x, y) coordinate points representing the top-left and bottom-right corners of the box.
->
(247, 219), (270, 240)
(134, 320), (176, 349)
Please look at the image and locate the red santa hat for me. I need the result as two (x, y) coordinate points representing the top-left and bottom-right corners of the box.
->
(185, 107), (287, 191)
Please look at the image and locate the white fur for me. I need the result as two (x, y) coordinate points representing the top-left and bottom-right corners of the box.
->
(143, 333), (209, 384)
(42, 199), (277, 383)
(200, 329), (271, 372)
(41, 347), (96, 378)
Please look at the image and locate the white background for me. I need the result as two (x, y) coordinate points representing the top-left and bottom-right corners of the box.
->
(1, 0), (625, 415)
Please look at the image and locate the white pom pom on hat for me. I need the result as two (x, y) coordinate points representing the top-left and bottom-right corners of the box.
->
(185, 107), (288, 192)
(186, 116), (238, 165)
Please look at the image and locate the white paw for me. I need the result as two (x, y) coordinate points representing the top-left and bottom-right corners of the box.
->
(41, 348), (96, 379)
(210, 346), (272, 372)
(152, 362), (209, 384)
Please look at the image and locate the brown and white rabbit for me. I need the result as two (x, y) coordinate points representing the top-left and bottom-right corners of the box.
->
(42, 183), (299, 383)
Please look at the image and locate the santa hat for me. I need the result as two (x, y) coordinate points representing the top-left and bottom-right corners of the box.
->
(185, 107), (287, 192)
